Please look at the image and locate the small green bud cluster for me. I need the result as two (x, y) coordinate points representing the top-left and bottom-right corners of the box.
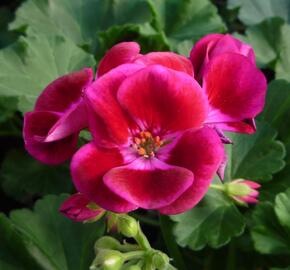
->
(90, 214), (176, 270)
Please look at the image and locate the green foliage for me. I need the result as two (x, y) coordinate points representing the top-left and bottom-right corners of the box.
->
(225, 122), (285, 183)
(9, 0), (153, 52)
(0, 195), (105, 270)
(171, 189), (245, 250)
(228, 0), (290, 25)
(251, 188), (290, 255)
(0, 0), (290, 269)
(0, 35), (95, 113)
(0, 150), (73, 202)
(148, 0), (226, 52)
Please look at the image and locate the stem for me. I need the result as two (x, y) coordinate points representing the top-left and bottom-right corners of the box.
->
(226, 241), (236, 270)
(134, 223), (151, 250)
(159, 215), (186, 270)
(123, 250), (146, 261)
(210, 184), (225, 191)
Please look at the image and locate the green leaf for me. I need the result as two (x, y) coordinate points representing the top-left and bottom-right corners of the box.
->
(275, 24), (290, 81)
(0, 96), (18, 124)
(0, 8), (19, 49)
(0, 35), (95, 113)
(228, 0), (290, 25)
(0, 194), (105, 270)
(171, 188), (245, 250)
(258, 80), (290, 201)
(237, 17), (284, 67)
(148, 0), (226, 51)
(275, 188), (290, 231)
(96, 23), (169, 61)
(0, 213), (42, 270)
(259, 80), (290, 142)
(10, 0), (152, 51)
(225, 122), (285, 183)
(1, 150), (73, 202)
(251, 189), (290, 255)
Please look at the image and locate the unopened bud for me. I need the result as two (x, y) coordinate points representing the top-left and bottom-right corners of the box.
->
(94, 236), (121, 253)
(224, 179), (260, 206)
(152, 251), (170, 270)
(118, 215), (138, 238)
(91, 250), (124, 270)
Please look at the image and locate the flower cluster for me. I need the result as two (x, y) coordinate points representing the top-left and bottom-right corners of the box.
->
(23, 34), (266, 218)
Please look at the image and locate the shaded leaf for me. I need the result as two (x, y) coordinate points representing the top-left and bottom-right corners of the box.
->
(0, 194), (105, 270)
(1, 150), (73, 202)
(225, 122), (285, 183)
(171, 189), (245, 250)
(251, 189), (290, 255)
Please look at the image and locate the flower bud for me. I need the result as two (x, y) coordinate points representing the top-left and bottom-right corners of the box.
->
(152, 251), (170, 270)
(59, 193), (105, 222)
(94, 236), (121, 253)
(225, 179), (260, 206)
(117, 215), (138, 238)
(91, 250), (124, 270)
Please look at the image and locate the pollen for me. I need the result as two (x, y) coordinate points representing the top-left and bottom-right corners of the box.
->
(132, 131), (164, 158)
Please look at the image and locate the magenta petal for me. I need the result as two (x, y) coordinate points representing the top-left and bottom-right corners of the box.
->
(190, 33), (223, 79)
(45, 101), (87, 142)
(103, 158), (193, 209)
(59, 193), (104, 222)
(135, 52), (194, 76)
(213, 118), (257, 134)
(242, 180), (261, 189)
(190, 34), (255, 80)
(209, 34), (255, 64)
(97, 42), (141, 77)
(234, 195), (258, 204)
(117, 65), (208, 133)
(35, 68), (93, 112)
(71, 143), (138, 213)
(204, 53), (267, 125)
(86, 64), (143, 147)
(23, 111), (78, 164)
(159, 127), (224, 214)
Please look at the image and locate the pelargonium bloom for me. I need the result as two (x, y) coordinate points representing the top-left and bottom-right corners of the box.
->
(60, 193), (105, 222)
(23, 68), (93, 164)
(190, 34), (267, 134)
(71, 61), (225, 215)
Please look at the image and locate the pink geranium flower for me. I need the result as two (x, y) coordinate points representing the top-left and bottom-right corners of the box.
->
(70, 46), (225, 215)
(23, 68), (93, 164)
(190, 34), (267, 134)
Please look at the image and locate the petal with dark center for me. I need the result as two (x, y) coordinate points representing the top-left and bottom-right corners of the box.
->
(117, 65), (208, 134)
(86, 64), (142, 147)
(104, 158), (193, 209)
(71, 143), (138, 213)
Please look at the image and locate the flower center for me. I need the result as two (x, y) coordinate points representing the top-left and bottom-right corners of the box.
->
(132, 131), (164, 158)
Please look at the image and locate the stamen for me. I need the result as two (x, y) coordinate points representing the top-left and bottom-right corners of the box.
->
(132, 131), (164, 158)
